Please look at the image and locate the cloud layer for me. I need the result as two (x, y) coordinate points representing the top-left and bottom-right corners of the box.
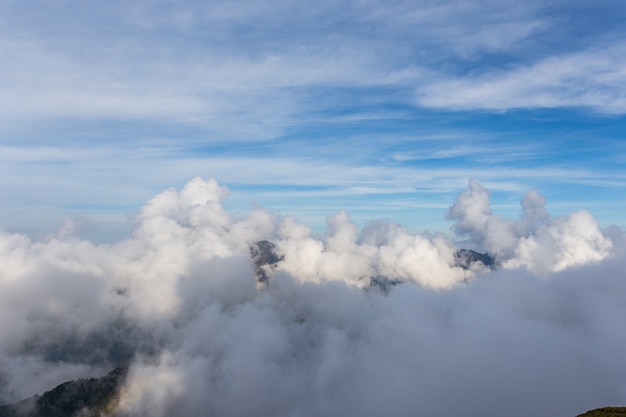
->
(1, 178), (624, 416)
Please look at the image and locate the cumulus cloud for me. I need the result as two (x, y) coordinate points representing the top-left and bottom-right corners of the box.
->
(0, 178), (625, 417)
(447, 179), (613, 273)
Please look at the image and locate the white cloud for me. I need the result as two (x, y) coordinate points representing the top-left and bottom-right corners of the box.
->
(416, 44), (626, 113)
(447, 180), (613, 273)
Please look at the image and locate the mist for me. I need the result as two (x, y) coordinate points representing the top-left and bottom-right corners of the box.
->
(1, 178), (624, 417)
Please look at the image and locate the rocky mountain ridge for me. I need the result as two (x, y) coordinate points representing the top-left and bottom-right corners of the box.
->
(251, 240), (497, 286)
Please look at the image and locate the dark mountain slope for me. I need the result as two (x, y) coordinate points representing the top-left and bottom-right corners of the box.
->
(454, 248), (496, 270)
(0, 367), (127, 417)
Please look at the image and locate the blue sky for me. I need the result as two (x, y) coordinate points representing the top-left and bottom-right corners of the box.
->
(1, 0), (625, 241)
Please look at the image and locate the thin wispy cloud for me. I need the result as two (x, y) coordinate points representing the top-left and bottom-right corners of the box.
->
(416, 44), (626, 113)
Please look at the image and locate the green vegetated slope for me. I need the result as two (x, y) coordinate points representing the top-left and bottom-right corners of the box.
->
(577, 407), (626, 417)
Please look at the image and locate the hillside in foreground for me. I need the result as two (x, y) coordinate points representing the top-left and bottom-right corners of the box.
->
(577, 408), (626, 417)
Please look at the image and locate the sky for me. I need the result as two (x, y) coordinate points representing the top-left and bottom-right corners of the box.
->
(1, 0), (625, 242)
